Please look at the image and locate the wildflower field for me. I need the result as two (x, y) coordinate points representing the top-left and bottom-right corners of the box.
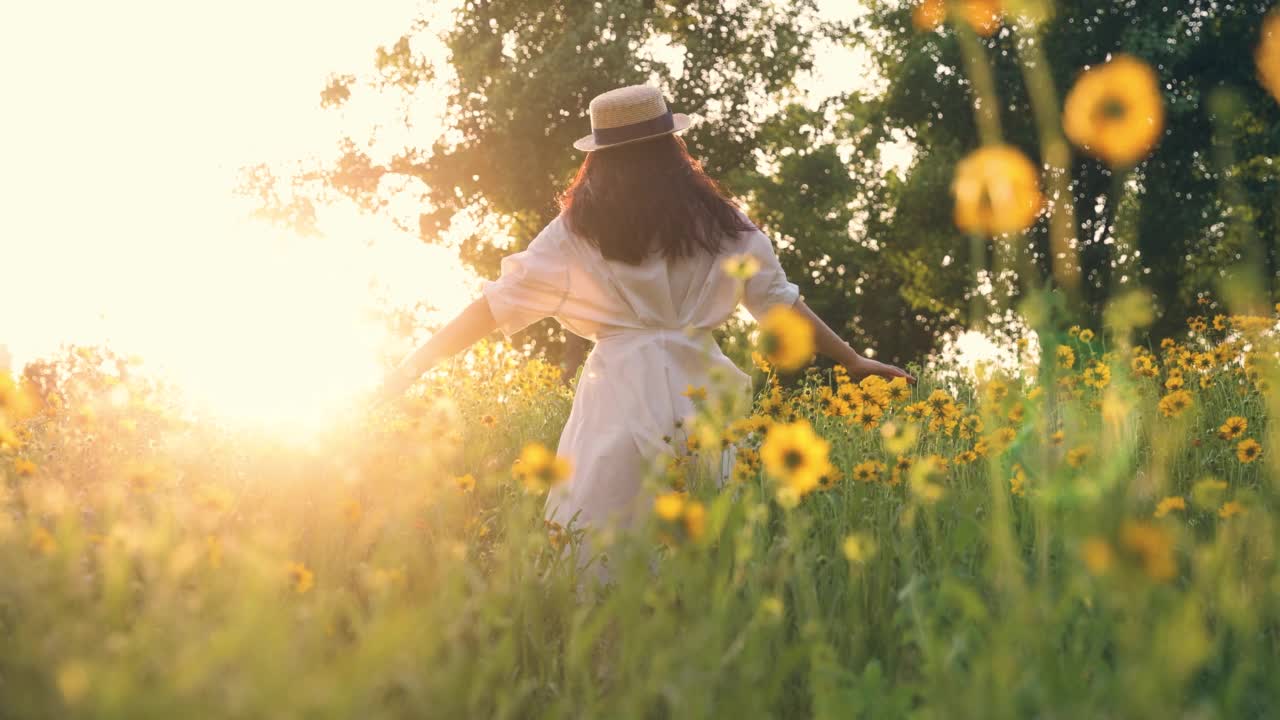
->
(4, 306), (1280, 718)
(8, 1), (1280, 718)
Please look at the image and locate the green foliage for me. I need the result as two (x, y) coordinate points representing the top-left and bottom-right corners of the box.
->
(852, 0), (1280, 341)
(4, 313), (1280, 717)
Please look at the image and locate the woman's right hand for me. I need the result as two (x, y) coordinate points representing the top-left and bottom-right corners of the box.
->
(843, 354), (916, 384)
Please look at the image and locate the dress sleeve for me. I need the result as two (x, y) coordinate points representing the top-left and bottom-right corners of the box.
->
(481, 217), (572, 338)
(741, 225), (801, 321)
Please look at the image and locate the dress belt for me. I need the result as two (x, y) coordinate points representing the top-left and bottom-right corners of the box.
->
(593, 326), (713, 344)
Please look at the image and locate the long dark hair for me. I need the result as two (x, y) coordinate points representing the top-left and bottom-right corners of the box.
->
(559, 134), (753, 264)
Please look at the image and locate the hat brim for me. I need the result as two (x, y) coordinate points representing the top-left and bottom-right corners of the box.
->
(572, 113), (692, 152)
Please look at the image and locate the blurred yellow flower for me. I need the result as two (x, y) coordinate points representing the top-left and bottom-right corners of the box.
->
(1218, 500), (1245, 519)
(512, 442), (571, 493)
(683, 501), (706, 541)
(1056, 345), (1076, 369)
(454, 473), (476, 492)
(56, 659), (91, 705)
(721, 253), (761, 280)
(1121, 521), (1176, 582)
(13, 458), (36, 477)
(1191, 477), (1229, 509)
(654, 492), (686, 521)
(1081, 537), (1114, 576)
(1066, 445), (1091, 469)
(1063, 54), (1165, 167)
(1009, 464), (1027, 496)
(29, 526), (56, 556)
(1236, 438), (1262, 464)
(912, 0), (1001, 35)
(912, 0), (946, 32)
(683, 385), (708, 402)
(1257, 10), (1280, 103)
(1157, 390), (1192, 418)
(760, 420), (831, 498)
(952, 145), (1043, 235)
(758, 305), (814, 372)
(842, 533), (878, 564)
(288, 562), (315, 594)
(956, 0), (1002, 36)
(1154, 496), (1186, 518)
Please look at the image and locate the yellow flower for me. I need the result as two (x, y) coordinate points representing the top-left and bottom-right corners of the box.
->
(512, 442), (571, 493)
(288, 562), (315, 594)
(1078, 328), (1095, 343)
(885, 376), (912, 403)
(842, 533), (878, 564)
(1257, 10), (1280, 103)
(1131, 354), (1158, 377)
(1157, 390), (1193, 418)
(758, 305), (815, 372)
(1063, 54), (1165, 167)
(654, 492), (686, 521)
(683, 501), (707, 540)
(903, 401), (928, 422)
(29, 526), (56, 556)
(1120, 521), (1176, 582)
(851, 460), (884, 483)
(721, 253), (761, 280)
(56, 660), (91, 706)
(912, 0), (946, 31)
(454, 473), (476, 492)
(1066, 445), (1091, 468)
(760, 420), (831, 498)
(1236, 438), (1262, 464)
(850, 403), (884, 431)
(1009, 464), (1027, 496)
(1056, 345), (1076, 369)
(1081, 537), (1114, 576)
(13, 458), (36, 477)
(1153, 496), (1186, 518)
(956, 0), (1002, 36)
(1218, 416), (1248, 441)
(683, 385), (708, 402)
(1218, 500), (1245, 519)
(952, 145), (1043, 235)
(816, 464), (844, 490)
(1191, 477), (1229, 509)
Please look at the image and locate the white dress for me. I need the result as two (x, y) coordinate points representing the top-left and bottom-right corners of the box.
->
(481, 212), (800, 531)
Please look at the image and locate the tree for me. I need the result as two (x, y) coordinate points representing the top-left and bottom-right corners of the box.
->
(242, 0), (838, 365)
(850, 0), (1280, 340)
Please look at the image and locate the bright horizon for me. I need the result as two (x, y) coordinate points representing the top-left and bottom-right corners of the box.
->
(0, 0), (877, 431)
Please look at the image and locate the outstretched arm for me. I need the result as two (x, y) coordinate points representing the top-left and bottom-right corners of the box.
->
(375, 297), (499, 403)
(792, 299), (916, 383)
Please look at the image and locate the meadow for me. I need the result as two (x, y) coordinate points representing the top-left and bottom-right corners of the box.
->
(2, 306), (1280, 719)
(7, 2), (1280, 718)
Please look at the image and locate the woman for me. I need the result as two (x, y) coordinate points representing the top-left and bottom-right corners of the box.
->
(378, 85), (913, 533)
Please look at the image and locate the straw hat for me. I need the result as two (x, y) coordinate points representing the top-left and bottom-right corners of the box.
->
(573, 85), (692, 152)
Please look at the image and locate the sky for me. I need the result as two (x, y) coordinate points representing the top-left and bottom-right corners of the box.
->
(0, 0), (875, 428)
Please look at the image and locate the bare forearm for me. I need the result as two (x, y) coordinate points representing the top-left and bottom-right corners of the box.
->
(378, 297), (498, 401)
(791, 299), (916, 383)
(792, 299), (860, 365)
